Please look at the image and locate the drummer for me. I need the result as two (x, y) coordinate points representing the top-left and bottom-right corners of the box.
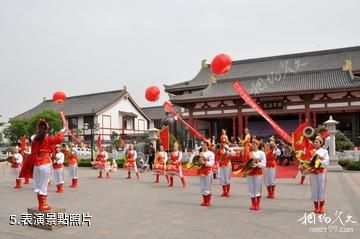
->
(124, 143), (139, 179)
(165, 142), (186, 188)
(153, 145), (169, 184)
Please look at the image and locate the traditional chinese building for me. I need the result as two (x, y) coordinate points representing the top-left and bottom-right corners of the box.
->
(165, 46), (360, 145)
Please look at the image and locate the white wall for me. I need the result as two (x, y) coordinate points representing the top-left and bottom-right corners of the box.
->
(98, 94), (149, 140)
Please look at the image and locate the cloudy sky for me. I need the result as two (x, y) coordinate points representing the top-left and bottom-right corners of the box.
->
(0, 0), (359, 122)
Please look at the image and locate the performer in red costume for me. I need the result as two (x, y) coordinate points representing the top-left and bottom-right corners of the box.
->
(124, 143), (139, 179)
(68, 147), (79, 188)
(153, 145), (169, 183)
(53, 144), (65, 193)
(216, 140), (234, 197)
(165, 142), (186, 188)
(198, 141), (215, 206)
(9, 147), (23, 189)
(264, 141), (278, 198)
(20, 119), (65, 211)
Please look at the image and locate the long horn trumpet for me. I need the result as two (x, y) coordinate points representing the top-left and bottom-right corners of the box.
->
(303, 126), (315, 138)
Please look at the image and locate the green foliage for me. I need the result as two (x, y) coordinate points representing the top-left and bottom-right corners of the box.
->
(169, 133), (183, 150)
(336, 131), (354, 152)
(338, 159), (351, 168)
(27, 110), (62, 136)
(3, 110), (62, 144)
(345, 161), (360, 171)
(3, 119), (29, 144)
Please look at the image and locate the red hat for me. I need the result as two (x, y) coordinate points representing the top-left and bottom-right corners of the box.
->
(36, 118), (49, 130)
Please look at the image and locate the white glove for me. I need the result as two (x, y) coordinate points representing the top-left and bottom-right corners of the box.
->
(60, 127), (67, 133)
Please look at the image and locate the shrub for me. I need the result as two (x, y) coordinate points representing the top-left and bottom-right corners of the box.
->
(338, 160), (351, 168)
(336, 131), (354, 152)
(346, 161), (360, 171)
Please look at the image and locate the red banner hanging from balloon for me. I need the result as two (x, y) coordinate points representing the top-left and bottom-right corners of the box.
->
(159, 126), (169, 151)
(231, 80), (292, 144)
(97, 134), (102, 153)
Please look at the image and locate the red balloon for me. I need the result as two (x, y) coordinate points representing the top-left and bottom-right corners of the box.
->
(52, 91), (66, 104)
(210, 53), (232, 75)
(145, 86), (160, 102)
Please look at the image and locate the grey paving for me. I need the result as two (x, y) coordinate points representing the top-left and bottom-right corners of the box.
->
(0, 165), (359, 239)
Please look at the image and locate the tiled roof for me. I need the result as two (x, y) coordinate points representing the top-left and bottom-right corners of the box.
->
(13, 90), (126, 119)
(166, 46), (360, 102)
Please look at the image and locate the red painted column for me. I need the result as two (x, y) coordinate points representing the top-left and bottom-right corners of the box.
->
(245, 115), (248, 130)
(195, 117), (199, 131)
(189, 109), (194, 138)
(313, 112), (317, 128)
(238, 109), (243, 138)
(232, 117), (236, 139)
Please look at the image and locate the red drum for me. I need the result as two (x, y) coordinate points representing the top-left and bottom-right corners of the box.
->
(153, 163), (165, 174)
(165, 165), (179, 176)
(93, 161), (105, 169)
(123, 162), (135, 170)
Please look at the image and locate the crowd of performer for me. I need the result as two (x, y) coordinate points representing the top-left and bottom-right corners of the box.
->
(6, 119), (330, 215)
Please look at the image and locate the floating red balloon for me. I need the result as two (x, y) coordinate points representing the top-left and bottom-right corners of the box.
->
(52, 91), (66, 104)
(145, 86), (160, 102)
(210, 53), (232, 75)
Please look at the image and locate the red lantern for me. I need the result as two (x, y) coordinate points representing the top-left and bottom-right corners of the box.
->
(145, 86), (160, 102)
(210, 53), (232, 75)
(52, 91), (66, 104)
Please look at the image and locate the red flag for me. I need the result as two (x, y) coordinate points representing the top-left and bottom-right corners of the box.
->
(159, 127), (169, 151)
(232, 81), (292, 143)
(20, 135), (26, 152)
(292, 122), (314, 161)
(97, 134), (102, 153)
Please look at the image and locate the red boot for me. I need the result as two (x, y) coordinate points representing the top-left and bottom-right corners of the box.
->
(106, 172), (110, 179)
(70, 178), (77, 188)
(38, 195), (51, 211)
(226, 184), (230, 197)
(24, 178), (30, 184)
(181, 177), (186, 188)
(165, 175), (169, 184)
(319, 201), (325, 214)
(250, 198), (256, 210)
(56, 184), (61, 193)
(205, 194), (211, 206)
(154, 175), (159, 183)
(97, 172), (102, 178)
(126, 171), (131, 179)
(300, 176), (305, 184)
(74, 178), (78, 188)
(266, 186), (271, 198)
(136, 172), (140, 180)
(221, 185), (227, 197)
(314, 201), (319, 214)
(271, 185), (275, 198)
(255, 196), (261, 210)
(14, 179), (22, 189)
(200, 195), (206, 206)
(57, 184), (64, 193)
(168, 177), (174, 187)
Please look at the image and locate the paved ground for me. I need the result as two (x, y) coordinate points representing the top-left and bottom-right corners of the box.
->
(0, 164), (359, 239)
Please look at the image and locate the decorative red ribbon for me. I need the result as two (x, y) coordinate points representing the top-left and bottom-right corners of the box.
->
(232, 80), (292, 143)
(60, 110), (82, 144)
(163, 101), (207, 142)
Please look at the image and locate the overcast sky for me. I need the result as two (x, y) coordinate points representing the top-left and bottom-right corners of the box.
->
(0, 0), (359, 123)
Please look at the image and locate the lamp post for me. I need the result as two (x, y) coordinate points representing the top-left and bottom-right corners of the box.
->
(83, 122), (100, 162)
(323, 116), (343, 171)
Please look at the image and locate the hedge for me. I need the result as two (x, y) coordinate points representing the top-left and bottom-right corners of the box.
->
(345, 161), (360, 171)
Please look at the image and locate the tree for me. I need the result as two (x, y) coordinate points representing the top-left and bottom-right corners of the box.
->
(336, 130), (354, 152)
(3, 119), (29, 144)
(2, 109), (62, 144)
(27, 110), (62, 136)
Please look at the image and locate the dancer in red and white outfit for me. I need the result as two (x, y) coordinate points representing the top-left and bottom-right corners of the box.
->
(124, 143), (139, 179)
(247, 139), (266, 211)
(96, 147), (110, 179)
(10, 147), (23, 189)
(68, 148), (79, 188)
(198, 141), (215, 206)
(19, 119), (65, 211)
(166, 142), (186, 188)
(310, 136), (329, 214)
(264, 140), (277, 199)
(53, 145), (65, 193)
(216, 141), (234, 197)
(153, 145), (169, 183)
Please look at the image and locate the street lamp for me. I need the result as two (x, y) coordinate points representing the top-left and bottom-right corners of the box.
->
(83, 122), (100, 161)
